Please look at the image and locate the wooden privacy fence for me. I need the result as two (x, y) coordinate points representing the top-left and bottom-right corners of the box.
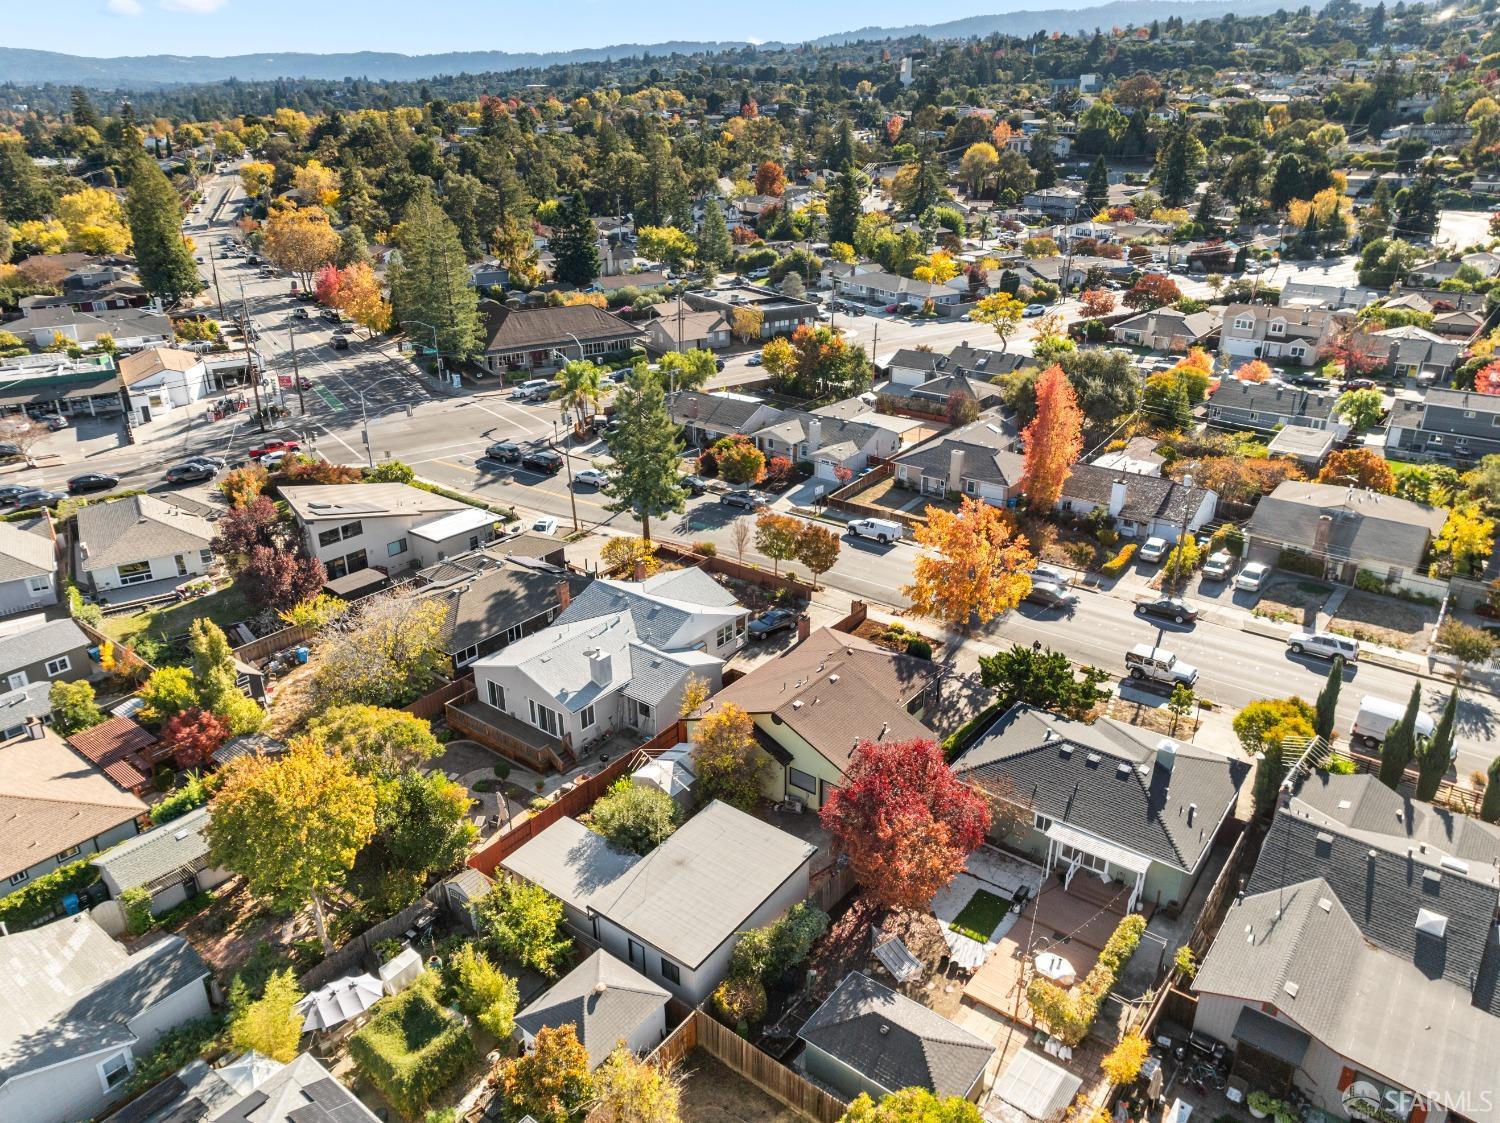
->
(655, 540), (818, 600)
(231, 623), (316, 665)
(299, 883), (444, 992)
(404, 675), (472, 720)
(693, 1010), (848, 1123)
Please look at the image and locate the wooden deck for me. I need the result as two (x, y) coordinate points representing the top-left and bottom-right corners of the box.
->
(964, 873), (1146, 1026)
(445, 692), (574, 773)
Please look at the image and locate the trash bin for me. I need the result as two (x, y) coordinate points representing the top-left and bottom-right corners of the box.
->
(294, 646), (310, 664)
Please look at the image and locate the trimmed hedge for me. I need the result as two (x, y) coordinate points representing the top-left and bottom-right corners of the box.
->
(349, 976), (473, 1119)
(1100, 543), (1137, 577)
(0, 859), (99, 931)
(1027, 913), (1146, 1045)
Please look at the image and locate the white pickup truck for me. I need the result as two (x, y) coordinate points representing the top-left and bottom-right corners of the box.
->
(1124, 644), (1199, 688)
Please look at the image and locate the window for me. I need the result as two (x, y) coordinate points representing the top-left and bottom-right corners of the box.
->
(326, 557), (348, 580)
(8, 870), (28, 886)
(26, 575), (49, 594)
(505, 623), (525, 644)
(54, 845), (80, 863)
(1464, 411), (1477, 419)
(736, 615), (747, 636)
(529, 699), (562, 737)
(343, 549), (368, 574)
(199, 548), (213, 567)
(387, 538), (408, 557)
(116, 561), (152, 586)
(660, 958), (681, 985)
(486, 681), (504, 710)
(317, 527), (342, 548)
(1233, 316), (1254, 332)
(99, 1053), (131, 1091)
(457, 645), (479, 667)
(1268, 320), (1286, 336)
(789, 767), (817, 794)
(1034, 812), (1053, 831)
(340, 521), (363, 541)
(581, 705), (595, 730)
(45, 656), (71, 678)
(715, 622), (735, 647)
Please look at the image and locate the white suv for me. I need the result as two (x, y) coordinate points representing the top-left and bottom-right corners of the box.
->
(1287, 631), (1359, 663)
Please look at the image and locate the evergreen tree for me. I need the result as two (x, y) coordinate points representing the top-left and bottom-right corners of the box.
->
(125, 156), (202, 303)
(70, 87), (101, 132)
(387, 190), (483, 360)
(550, 191), (601, 288)
(1483, 757), (1500, 824)
(696, 198), (732, 271)
(335, 224), (372, 270)
(1029, 134), (1058, 189)
(1194, 187), (1221, 237)
(1253, 739), (1285, 818)
(906, 145), (945, 217)
(1085, 155), (1110, 214)
(602, 368), (687, 543)
(1314, 656), (1343, 742)
(1377, 682), (1422, 790)
(1415, 689), (1456, 802)
(826, 162), (863, 246)
(0, 141), (57, 223)
(1157, 122), (1197, 206)
(827, 119), (856, 170)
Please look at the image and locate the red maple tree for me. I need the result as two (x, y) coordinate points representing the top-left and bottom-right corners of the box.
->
(1475, 361), (1500, 396)
(1123, 273), (1182, 311)
(1022, 364), (1085, 512)
(161, 708), (229, 770)
(820, 738), (991, 910)
(754, 160), (786, 197)
(1079, 288), (1117, 318)
(312, 263), (343, 307)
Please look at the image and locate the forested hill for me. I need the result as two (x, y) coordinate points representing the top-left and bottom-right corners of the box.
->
(0, 0), (1342, 90)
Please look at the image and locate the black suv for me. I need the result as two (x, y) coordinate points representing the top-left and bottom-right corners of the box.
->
(521, 449), (564, 474)
(484, 441), (521, 462)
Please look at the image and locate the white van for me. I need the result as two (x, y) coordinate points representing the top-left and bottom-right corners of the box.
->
(511, 378), (552, 401)
(1352, 695), (1438, 750)
(847, 517), (903, 544)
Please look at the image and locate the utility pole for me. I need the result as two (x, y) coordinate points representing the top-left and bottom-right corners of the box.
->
(676, 292), (684, 354)
(289, 325), (306, 416)
(208, 242), (225, 321)
(237, 280), (266, 432)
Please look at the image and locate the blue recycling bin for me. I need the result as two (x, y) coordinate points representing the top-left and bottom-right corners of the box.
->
(294, 646), (310, 664)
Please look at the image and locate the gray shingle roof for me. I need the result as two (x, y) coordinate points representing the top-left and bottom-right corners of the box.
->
(0, 617), (89, 673)
(955, 705), (1248, 874)
(554, 569), (737, 649)
(76, 494), (213, 575)
(1207, 381), (1338, 423)
(799, 971), (995, 1099)
(623, 646), (696, 708)
(419, 563), (575, 653)
(0, 521), (54, 583)
(894, 414), (1024, 487)
(0, 915), (208, 1084)
(93, 806), (211, 893)
(516, 950), (669, 1069)
(1247, 481), (1446, 570)
(1061, 464), (1211, 527)
(0, 681), (52, 728)
(669, 391), (770, 433)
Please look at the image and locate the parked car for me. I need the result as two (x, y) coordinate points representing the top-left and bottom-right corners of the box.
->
(484, 441), (521, 463)
(1352, 694), (1437, 751)
(1135, 596), (1200, 624)
(0, 442), (23, 459)
(1138, 536), (1170, 563)
(38, 414), (68, 431)
(333, 324), (355, 336)
(165, 462), (215, 484)
(185, 454), (226, 470)
(292, 307), (310, 319)
(574, 467), (609, 488)
(332, 336), (349, 350)
(722, 489), (768, 510)
(1026, 581), (1079, 610)
(250, 439), (300, 459)
(521, 449), (564, 475)
(1027, 563), (1071, 586)
(12, 488), (66, 509)
(1288, 631), (1360, 663)
(748, 607), (798, 639)
(847, 517), (902, 544)
(531, 515), (559, 535)
(319, 309), (341, 323)
(1023, 303), (1047, 317)
(1202, 551), (1236, 580)
(511, 379), (553, 402)
(680, 474), (710, 496)
(747, 353), (763, 366)
(1125, 644), (1199, 687)
(0, 484), (32, 507)
(66, 472), (120, 495)
(1234, 562), (1271, 592)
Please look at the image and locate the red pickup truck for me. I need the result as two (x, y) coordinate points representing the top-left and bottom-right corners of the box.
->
(250, 439), (300, 459)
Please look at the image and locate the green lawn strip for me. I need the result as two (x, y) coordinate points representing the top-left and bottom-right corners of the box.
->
(101, 583), (250, 656)
(948, 888), (1012, 944)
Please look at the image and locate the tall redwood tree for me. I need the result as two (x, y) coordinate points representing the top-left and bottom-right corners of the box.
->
(820, 738), (991, 910)
(1021, 364), (1084, 512)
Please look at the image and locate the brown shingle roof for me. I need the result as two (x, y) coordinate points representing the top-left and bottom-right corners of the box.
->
(481, 302), (644, 354)
(66, 717), (158, 792)
(117, 347), (199, 387)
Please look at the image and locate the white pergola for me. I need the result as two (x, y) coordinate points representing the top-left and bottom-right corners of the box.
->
(1044, 822), (1151, 913)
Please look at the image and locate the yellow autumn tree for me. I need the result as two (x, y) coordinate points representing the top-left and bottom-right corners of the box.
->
(912, 251), (960, 284)
(263, 202), (340, 289)
(56, 188), (131, 254)
(14, 218), (68, 255)
(239, 160), (275, 198)
(335, 262), (392, 336)
(904, 497), (1035, 630)
(292, 159), (340, 207)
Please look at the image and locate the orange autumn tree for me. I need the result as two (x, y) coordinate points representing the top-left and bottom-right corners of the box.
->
(1476, 361), (1500, 396)
(1318, 447), (1397, 494)
(1022, 365), (1085, 512)
(1079, 288), (1116, 318)
(754, 160), (786, 197)
(904, 497), (1035, 629)
(1235, 359), (1274, 383)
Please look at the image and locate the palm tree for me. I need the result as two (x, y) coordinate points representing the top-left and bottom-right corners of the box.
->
(553, 359), (604, 435)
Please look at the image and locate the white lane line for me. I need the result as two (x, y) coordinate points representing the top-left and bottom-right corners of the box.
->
(308, 422), (363, 462)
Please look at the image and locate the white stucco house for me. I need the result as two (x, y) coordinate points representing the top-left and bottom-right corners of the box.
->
(75, 494), (215, 594)
(282, 483), (495, 580)
(0, 914), (211, 1123)
(0, 520), (58, 617)
(118, 348), (211, 426)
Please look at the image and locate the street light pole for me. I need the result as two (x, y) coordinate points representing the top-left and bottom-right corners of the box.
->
(289, 325), (306, 416)
(553, 418), (581, 533)
(236, 280), (266, 432)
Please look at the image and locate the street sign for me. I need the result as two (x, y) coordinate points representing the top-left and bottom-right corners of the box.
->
(277, 374), (292, 388)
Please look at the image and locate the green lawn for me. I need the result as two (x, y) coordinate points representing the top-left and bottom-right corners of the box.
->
(948, 888), (1012, 943)
(101, 583), (250, 663)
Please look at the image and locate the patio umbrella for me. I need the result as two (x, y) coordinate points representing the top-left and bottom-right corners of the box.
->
(296, 973), (385, 1032)
(1034, 951), (1076, 985)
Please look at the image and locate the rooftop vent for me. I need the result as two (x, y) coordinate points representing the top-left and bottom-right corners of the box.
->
(1317, 897), (1332, 912)
(1440, 856), (1471, 874)
(829, 674), (839, 684)
(878, 1024), (890, 1036)
(1117, 762), (1132, 778)
(791, 700), (803, 709)
(1415, 909), (1449, 938)
(1283, 981), (1300, 999)
(1086, 752), (1102, 767)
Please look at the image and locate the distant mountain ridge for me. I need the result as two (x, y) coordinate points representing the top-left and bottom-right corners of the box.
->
(0, 0), (1338, 90)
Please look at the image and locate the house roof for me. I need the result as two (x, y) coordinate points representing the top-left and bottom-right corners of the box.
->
(894, 414), (1024, 488)
(206, 1053), (382, 1122)
(0, 731), (146, 881)
(649, 309), (730, 343)
(799, 971), (995, 1100)
(750, 410), (884, 456)
(92, 806), (211, 893)
(670, 390), (773, 432)
(501, 816), (641, 914)
(0, 521), (54, 583)
(481, 302), (643, 354)
(117, 347), (201, 387)
(955, 705), (1248, 874)
(1207, 380), (1338, 422)
(700, 627), (937, 775)
(281, 483), (467, 523)
(1247, 481), (1446, 570)
(0, 914), (207, 1086)
(597, 800), (815, 968)
(66, 716), (158, 791)
(1114, 307), (1222, 340)
(0, 617), (88, 673)
(0, 681), (53, 729)
(1061, 464), (1212, 528)
(554, 568), (739, 650)
(419, 561), (578, 654)
(516, 950), (669, 1069)
(76, 494), (214, 575)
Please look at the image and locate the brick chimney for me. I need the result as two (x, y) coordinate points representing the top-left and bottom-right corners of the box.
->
(634, 559), (647, 582)
(948, 446), (966, 491)
(797, 613), (811, 642)
(1314, 513), (1333, 557)
(555, 580), (571, 611)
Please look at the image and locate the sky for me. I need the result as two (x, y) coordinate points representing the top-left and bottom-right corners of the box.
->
(6, 0), (1020, 57)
